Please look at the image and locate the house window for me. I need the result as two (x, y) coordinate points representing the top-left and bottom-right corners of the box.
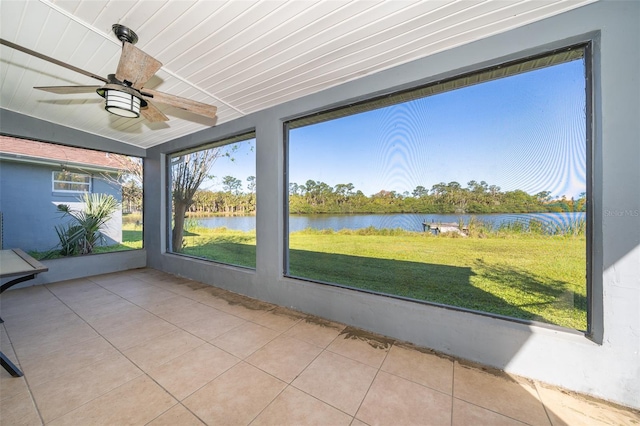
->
(167, 132), (256, 268)
(284, 44), (591, 332)
(52, 171), (91, 193)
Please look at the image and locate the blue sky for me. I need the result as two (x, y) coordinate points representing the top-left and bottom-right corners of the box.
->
(208, 59), (586, 199)
(201, 139), (256, 192)
(290, 59), (586, 199)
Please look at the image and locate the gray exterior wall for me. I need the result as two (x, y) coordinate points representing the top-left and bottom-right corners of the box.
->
(0, 160), (122, 252)
(146, 1), (640, 409)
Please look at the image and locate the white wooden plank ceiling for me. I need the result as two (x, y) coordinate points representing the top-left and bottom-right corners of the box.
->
(0, 0), (595, 149)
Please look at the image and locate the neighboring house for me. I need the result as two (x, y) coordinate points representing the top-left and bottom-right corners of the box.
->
(0, 136), (124, 252)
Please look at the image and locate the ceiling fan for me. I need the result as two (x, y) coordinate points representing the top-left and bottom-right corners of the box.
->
(0, 24), (217, 123)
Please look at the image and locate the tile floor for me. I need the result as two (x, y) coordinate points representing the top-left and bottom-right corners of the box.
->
(0, 268), (638, 425)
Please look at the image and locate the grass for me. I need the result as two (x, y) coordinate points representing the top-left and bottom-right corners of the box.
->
(179, 226), (257, 268)
(288, 230), (586, 330)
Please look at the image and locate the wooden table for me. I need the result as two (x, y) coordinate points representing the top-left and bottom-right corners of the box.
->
(0, 249), (48, 377)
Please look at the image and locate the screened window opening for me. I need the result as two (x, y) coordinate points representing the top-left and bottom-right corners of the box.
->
(285, 45), (591, 331)
(168, 132), (256, 269)
(0, 136), (144, 259)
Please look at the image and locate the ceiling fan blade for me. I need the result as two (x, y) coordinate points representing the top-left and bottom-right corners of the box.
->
(140, 100), (169, 122)
(0, 38), (108, 84)
(140, 89), (217, 119)
(116, 42), (162, 90)
(35, 86), (101, 94)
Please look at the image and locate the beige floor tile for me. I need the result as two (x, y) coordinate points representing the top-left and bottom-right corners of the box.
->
(356, 371), (452, 426)
(12, 322), (99, 361)
(29, 353), (142, 423)
(160, 279), (211, 298)
(326, 327), (393, 368)
(216, 302), (275, 321)
(20, 336), (119, 386)
(181, 310), (245, 342)
(453, 362), (550, 425)
(196, 288), (276, 321)
(2, 301), (74, 328)
(71, 297), (140, 323)
(5, 310), (86, 343)
(212, 321), (279, 358)
(99, 316), (178, 350)
(88, 307), (158, 333)
(0, 373), (29, 403)
(62, 292), (128, 314)
(0, 391), (42, 426)
(182, 287), (219, 305)
(536, 382), (640, 426)
(251, 307), (306, 332)
(123, 329), (205, 371)
(147, 404), (205, 425)
(148, 343), (239, 400)
(246, 335), (323, 383)
(452, 398), (528, 425)
(283, 317), (346, 348)
(1, 286), (56, 313)
(145, 297), (221, 327)
(48, 375), (177, 426)
(4, 270), (638, 426)
(253, 386), (353, 426)
(183, 362), (286, 425)
(124, 286), (182, 307)
(94, 279), (154, 298)
(88, 272), (138, 286)
(159, 303), (223, 328)
(47, 281), (113, 304)
(292, 350), (378, 415)
(381, 344), (454, 394)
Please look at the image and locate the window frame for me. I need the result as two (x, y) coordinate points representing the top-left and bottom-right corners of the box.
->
(52, 170), (92, 193)
(165, 130), (257, 268)
(283, 42), (594, 336)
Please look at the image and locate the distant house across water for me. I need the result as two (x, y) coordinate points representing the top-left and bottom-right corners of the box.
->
(0, 136), (124, 252)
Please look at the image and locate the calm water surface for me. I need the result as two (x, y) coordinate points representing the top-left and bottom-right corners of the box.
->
(195, 212), (585, 233)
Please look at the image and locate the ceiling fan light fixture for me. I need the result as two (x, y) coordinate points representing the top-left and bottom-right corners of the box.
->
(104, 89), (140, 118)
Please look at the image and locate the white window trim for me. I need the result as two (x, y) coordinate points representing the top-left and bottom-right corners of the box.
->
(52, 171), (92, 193)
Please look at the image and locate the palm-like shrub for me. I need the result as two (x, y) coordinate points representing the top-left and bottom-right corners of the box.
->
(55, 193), (119, 256)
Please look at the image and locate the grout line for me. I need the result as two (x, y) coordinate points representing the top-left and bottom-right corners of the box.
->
(535, 380), (555, 426)
(451, 360), (456, 425)
(0, 320), (46, 426)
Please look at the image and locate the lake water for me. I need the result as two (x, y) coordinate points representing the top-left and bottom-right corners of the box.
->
(194, 212), (586, 233)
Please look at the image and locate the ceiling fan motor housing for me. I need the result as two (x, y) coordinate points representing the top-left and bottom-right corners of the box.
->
(112, 24), (138, 45)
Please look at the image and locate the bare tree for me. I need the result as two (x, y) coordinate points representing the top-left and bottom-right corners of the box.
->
(170, 149), (221, 251)
(95, 155), (143, 212)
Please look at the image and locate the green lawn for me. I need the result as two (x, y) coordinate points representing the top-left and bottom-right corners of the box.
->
(289, 231), (586, 330)
(173, 226), (586, 330)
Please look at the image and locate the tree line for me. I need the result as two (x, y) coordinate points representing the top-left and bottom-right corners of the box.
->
(188, 175), (256, 215)
(288, 179), (586, 214)
(175, 176), (586, 215)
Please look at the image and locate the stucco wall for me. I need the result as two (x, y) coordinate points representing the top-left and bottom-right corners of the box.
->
(146, 1), (640, 409)
(0, 160), (122, 252)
